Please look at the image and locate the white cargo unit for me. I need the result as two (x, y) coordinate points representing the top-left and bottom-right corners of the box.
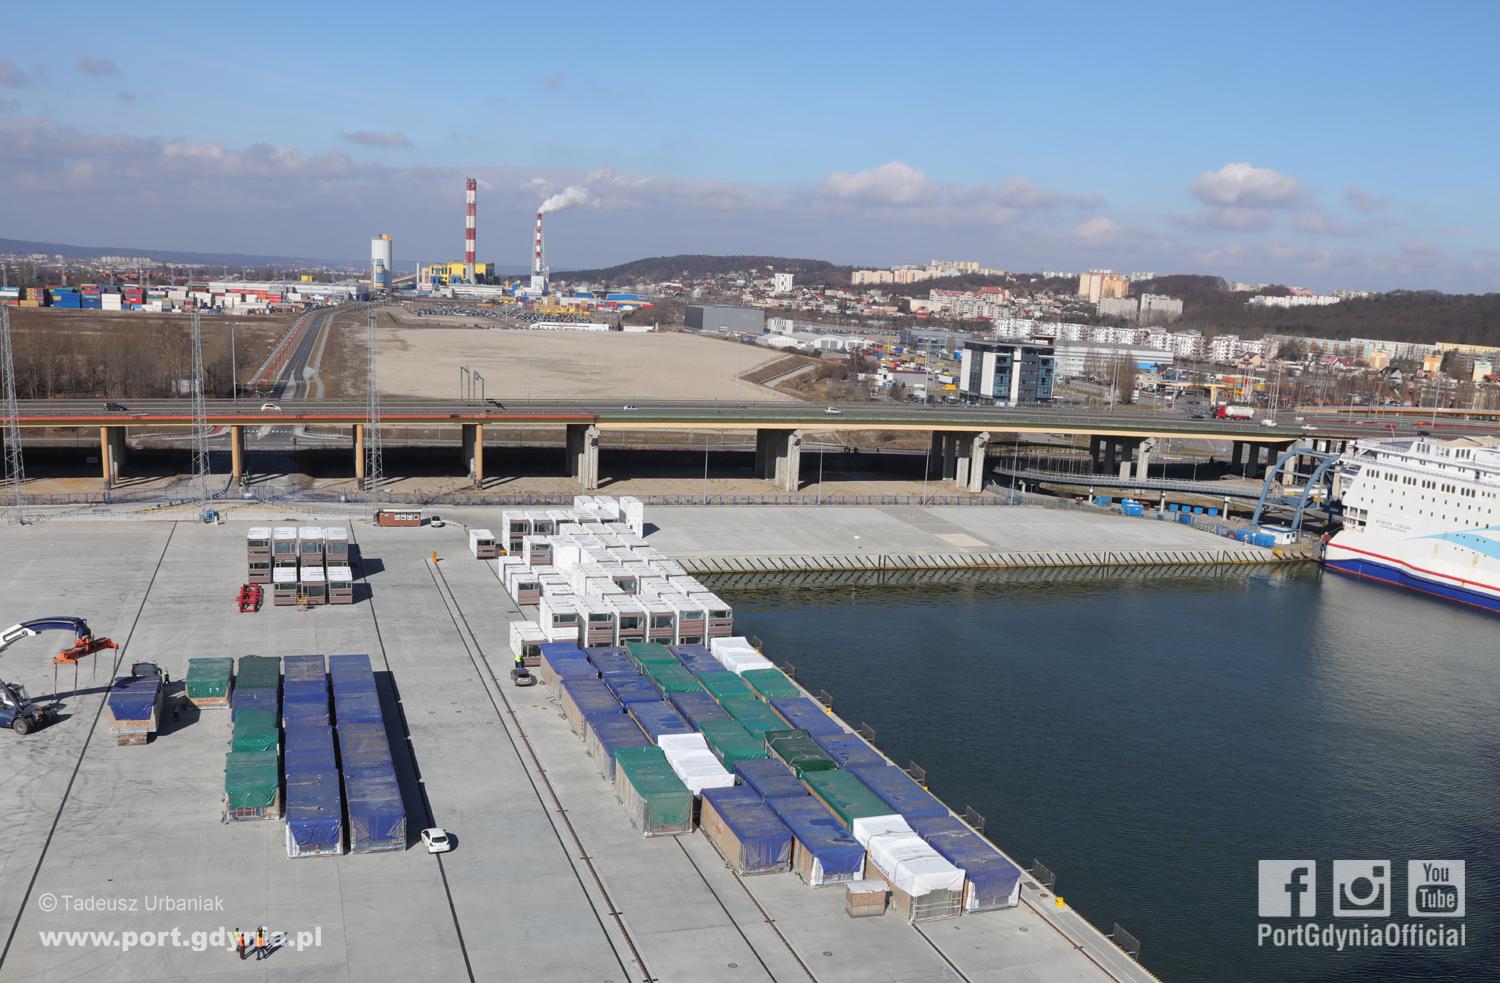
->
(272, 566), (299, 606)
(664, 593), (705, 645)
(505, 566), (542, 606)
(501, 510), (531, 552)
(273, 527), (299, 564)
(299, 565), (327, 606)
(247, 527), (271, 559)
(509, 621), (546, 665)
(469, 528), (500, 559)
(539, 596), (581, 643)
(247, 557), (272, 584)
(619, 496), (645, 537)
(580, 595), (618, 647)
(298, 526), (325, 565)
(642, 595), (678, 644)
(522, 535), (553, 567)
(605, 595), (648, 644)
(324, 527), (350, 564)
(327, 565), (354, 604)
(693, 593), (734, 637)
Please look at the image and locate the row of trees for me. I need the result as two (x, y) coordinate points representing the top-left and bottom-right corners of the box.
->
(8, 319), (243, 399)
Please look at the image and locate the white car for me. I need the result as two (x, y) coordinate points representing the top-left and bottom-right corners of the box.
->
(260, 402), (282, 412)
(622, 404), (639, 411)
(824, 406), (842, 415)
(1301, 424), (1318, 432)
(1260, 418), (1278, 427)
(428, 516), (446, 528)
(421, 827), (453, 853)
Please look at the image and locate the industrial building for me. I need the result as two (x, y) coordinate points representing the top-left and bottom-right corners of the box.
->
(959, 339), (1055, 405)
(685, 304), (764, 334)
(370, 234), (392, 292)
(1051, 342), (1174, 378)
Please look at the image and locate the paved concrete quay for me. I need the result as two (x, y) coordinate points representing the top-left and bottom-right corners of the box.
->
(0, 517), (1163, 982)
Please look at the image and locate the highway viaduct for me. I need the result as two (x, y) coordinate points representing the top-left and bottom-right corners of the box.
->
(6, 398), (1350, 493)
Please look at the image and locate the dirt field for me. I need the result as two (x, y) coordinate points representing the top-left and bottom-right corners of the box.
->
(366, 309), (799, 401)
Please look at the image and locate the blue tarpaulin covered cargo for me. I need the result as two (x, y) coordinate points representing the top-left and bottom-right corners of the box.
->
(284, 723), (337, 773)
(231, 686), (280, 720)
(344, 770), (405, 853)
(330, 669), (375, 693)
(849, 763), (947, 820)
(283, 679), (330, 727)
(628, 700), (694, 742)
(585, 714), (652, 782)
(766, 794), (865, 886)
(561, 677), (623, 738)
(106, 675), (160, 721)
(700, 786), (793, 875)
(338, 721), (392, 771)
(769, 697), (845, 738)
(285, 769), (344, 858)
(911, 815), (1023, 911)
(283, 655), (326, 681)
(542, 643), (596, 683)
(584, 646), (634, 675)
(668, 644), (722, 676)
(812, 732), (885, 770)
(328, 654), (373, 678)
(733, 758), (809, 801)
(602, 671), (661, 706)
(333, 689), (382, 725)
(668, 691), (731, 730)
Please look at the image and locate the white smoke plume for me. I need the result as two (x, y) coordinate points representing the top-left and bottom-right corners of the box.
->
(539, 185), (589, 214)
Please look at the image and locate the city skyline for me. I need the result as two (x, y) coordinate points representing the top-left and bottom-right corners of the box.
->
(2, 0), (1497, 290)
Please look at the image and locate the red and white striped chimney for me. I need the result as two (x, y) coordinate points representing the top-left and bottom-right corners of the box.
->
(533, 212), (545, 276)
(464, 177), (477, 281)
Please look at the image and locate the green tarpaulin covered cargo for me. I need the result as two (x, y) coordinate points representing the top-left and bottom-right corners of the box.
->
(765, 729), (838, 776)
(624, 641), (679, 670)
(741, 668), (801, 701)
(698, 671), (754, 703)
(224, 749), (281, 820)
(641, 661), (703, 696)
(699, 719), (768, 769)
(720, 696), (790, 741)
(231, 708), (279, 752)
(185, 657), (234, 705)
(804, 769), (892, 826)
(236, 655), (281, 690)
(613, 746), (695, 835)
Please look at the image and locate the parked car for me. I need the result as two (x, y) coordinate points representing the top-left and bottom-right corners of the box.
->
(428, 515), (446, 528)
(421, 827), (453, 854)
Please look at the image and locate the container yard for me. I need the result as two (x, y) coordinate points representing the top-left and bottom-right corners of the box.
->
(0, 504), (1154, 982)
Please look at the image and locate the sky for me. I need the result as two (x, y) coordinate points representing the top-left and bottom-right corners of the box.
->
(2, 0), (1498, 291)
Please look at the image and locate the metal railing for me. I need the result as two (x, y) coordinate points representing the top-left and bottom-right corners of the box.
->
(905, 761), (927, 784)
(1029, 860), (1057, 892)
(960, 805), (986, 833)
(814, 689), (833, 708)
(857, 722), (877, 742)
(1109, 924), (1143, 961)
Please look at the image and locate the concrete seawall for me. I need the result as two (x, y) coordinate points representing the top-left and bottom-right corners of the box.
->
(675, 544), (1306, 574)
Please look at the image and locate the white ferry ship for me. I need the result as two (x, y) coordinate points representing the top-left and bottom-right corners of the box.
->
(1325, 435), (1500, 611)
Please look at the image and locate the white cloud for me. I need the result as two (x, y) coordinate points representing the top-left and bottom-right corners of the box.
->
(1190, 162), (1306, 209)
(0, 58), (32, 87)
(1074, 216), (1122, 246)
(820, 161), (935, 206)
(1344, 186), (1390, 213)
(77, 57), (122, 76)
(340, 130), (412, 148)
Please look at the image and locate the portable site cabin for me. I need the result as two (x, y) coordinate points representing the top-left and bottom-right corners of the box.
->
(508, 621), (546, 666)
(247, 556), (272, 584)
(642, 595), (677, 644)
(272, 566), (300, 606)
(580, 595), (618, 647)
(506, 566), (542, 606)
(523, 535), (553, 568)
(327, 565), (354, 604)
(664, 595), (706, 645)
(298, 526), (324, 565)
(299, 566), (327, 606)
(469, 528), (500, 559)
(324, 527), (350, 564)
(247, 527), (271, 563)
(538, 595), (581, 644)
(273, 527), (299, 566)
(605, 595), (648, 644)
(501, 510), (530, 553)
(693, 592), (734, 637)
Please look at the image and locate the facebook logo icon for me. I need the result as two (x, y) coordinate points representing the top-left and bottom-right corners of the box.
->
(1259, 861), (1317, 917)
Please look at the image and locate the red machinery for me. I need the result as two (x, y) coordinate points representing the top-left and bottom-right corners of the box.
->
(237, 584), (263, 613)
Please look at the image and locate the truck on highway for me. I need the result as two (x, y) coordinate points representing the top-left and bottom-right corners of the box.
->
(1214, 405), (1256, 420)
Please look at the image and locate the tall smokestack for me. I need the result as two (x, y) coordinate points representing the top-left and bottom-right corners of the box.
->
(533, 212), (545, 277)
(464, 177), (477, 281)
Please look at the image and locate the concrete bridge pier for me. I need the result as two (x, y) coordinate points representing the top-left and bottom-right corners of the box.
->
(754, 428), (803, 491)
(1133, 437), (1156, 481)
(99, 426), (127, 486)
(1230, 440), (1279, 478)
(567, 423), (599, 490)
(950, 431), (992, 493)
(461, 423), (484, 486)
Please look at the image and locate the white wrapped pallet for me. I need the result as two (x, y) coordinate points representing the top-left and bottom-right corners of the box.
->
(852, 815), (965, 922)
(620, 496), (645, 537)
(659, 734), (734, 794)
(717, 647), (775, 674)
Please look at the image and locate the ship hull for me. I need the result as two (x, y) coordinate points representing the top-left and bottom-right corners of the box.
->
(1324, 539), (1500, 614)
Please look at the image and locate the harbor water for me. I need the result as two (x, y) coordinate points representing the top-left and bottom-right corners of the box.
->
(720, 565), (1498, 983)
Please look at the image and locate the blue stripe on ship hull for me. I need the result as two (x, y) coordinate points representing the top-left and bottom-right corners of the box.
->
(1324, 556), (1500, 614)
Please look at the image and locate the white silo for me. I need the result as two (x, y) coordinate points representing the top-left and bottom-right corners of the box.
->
(371, 234), (393, 291)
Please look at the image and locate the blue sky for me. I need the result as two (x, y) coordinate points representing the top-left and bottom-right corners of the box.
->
(2, 0), (1497, 290)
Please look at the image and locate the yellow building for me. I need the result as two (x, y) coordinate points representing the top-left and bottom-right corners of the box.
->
(426, 261), (495, 284)
(1077, 270), (1129, 304)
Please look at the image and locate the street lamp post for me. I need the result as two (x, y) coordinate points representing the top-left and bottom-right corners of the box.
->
(702, 433), (710, 505)
(817, 443), (825, 506)
(921, 440), (930, 504)
(230, 321), (237, 404)
(459, 365), (468, 400)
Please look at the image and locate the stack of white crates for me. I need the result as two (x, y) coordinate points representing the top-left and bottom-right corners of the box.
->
(502, 496), (732, 661)
(265, 526), (353, 607)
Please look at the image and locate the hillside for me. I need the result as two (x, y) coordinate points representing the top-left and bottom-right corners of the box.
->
(1133, 275), (1500, 345)
(558, 254), (853, 285)
(0, 236), (343, 268)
